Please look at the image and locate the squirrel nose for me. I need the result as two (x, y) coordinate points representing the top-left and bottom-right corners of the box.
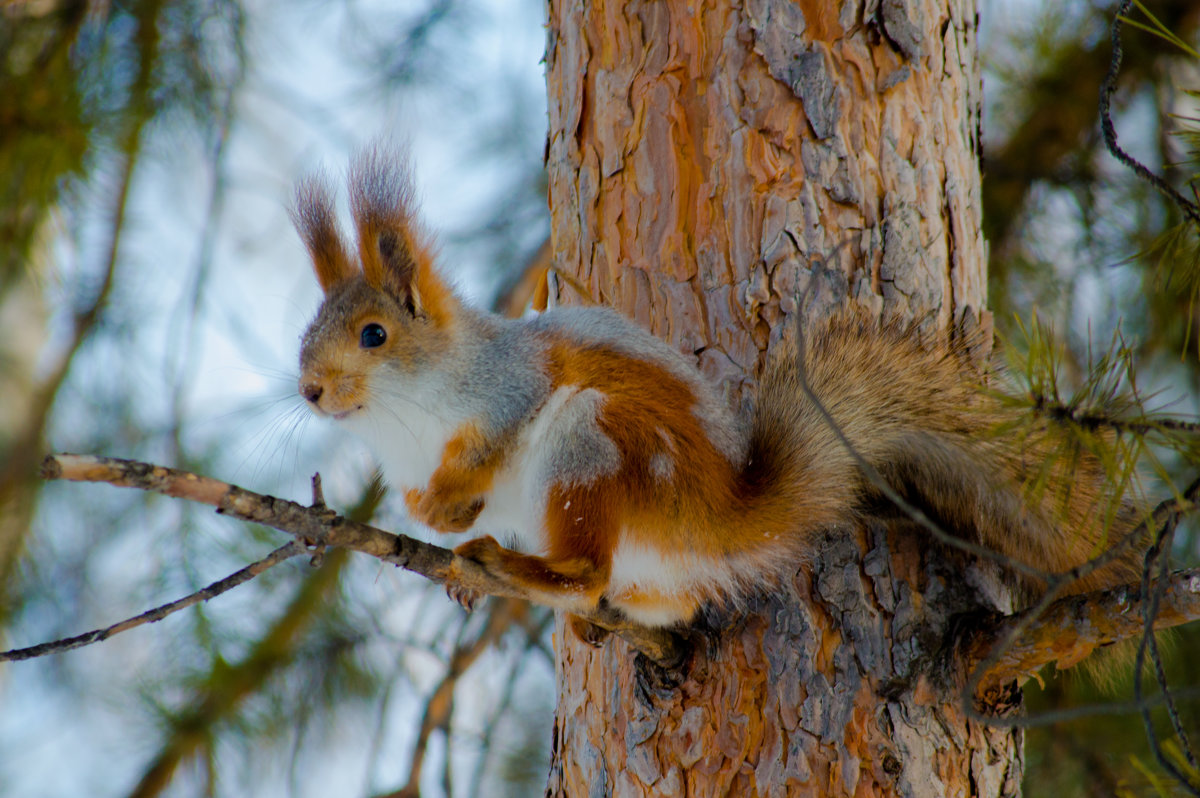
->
(300, 382), (323, 404)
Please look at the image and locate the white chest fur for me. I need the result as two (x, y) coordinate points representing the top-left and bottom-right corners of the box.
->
(471, 386), (586, 553)
(337, 375), (561, 556)
(341, 381), (622, 562)
(339, 375), (462, 497)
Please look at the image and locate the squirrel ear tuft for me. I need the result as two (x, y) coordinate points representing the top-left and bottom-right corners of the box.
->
(349, 146), (426, 306)
(377, 229), (422, 312)
(292, 173), (355, 294)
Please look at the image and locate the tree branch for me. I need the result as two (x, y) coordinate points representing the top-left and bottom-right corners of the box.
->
(1100, 0), (1200, 226)
(128, 546), (354, 798)
(36, 453), (689, 669)
(0, 541), (306, 662)
(965, 568), (1200, 697)
(961, 476), (1200, 718)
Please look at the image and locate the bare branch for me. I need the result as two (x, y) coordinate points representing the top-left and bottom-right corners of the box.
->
(1134, 516), (1200, 795)
(0, 541), (306, 662)
(964, 567), (1200, 696)
(37, 453), (688, 669)
(963, 476), (1200, 720)
(1100, 0), (1200, 225)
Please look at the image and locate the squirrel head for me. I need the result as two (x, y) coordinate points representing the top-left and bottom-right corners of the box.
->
(294, 148), (459, 420)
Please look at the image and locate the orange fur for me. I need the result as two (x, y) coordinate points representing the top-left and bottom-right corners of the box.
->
(468, 337), (807, 620)
(406, 423), (507, 533)
(453, 535), (608, 611)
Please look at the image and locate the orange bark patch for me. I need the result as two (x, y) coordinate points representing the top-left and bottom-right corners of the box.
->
(796, 0), (844, 43)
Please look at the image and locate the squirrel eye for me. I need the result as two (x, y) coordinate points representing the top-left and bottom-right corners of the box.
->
(360, 323), (387, 349)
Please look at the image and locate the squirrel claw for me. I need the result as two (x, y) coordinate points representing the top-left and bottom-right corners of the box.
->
(445, 582), (482, 612)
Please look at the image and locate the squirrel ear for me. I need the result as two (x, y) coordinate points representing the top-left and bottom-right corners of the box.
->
(349, 146), (426, 308)
(376, 229), (421, 311)
(292, 174), (355, 294)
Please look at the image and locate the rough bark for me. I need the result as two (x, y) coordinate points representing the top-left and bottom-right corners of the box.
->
(544, 0), (1012, 795)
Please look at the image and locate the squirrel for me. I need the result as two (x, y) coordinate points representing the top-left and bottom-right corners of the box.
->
(293, 149), (1139, 642)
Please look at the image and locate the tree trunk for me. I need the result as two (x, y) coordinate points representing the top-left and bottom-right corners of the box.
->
(544, 0), (1018, 795)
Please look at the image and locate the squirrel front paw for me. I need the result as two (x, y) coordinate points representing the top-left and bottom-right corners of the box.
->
(453, 534), (505, 568)
(443, 535), (505, 611)
(405, 487), (485, 533)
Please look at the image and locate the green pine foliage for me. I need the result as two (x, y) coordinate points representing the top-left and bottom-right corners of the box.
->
(985, 2), (1200, 794)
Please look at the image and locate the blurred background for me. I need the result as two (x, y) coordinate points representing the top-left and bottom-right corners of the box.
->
(0, 1), (1197, 796)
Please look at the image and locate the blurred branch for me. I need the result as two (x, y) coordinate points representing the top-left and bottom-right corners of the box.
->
(0, 0), (90, 285)
(0, 0), (166, 591)
(0, 541), (306, 662)
(126, 546), (354, 798)
(125, 474), (383, 798)
(166, 88), (238, 467)
(377, 598), (521, 798)
(38, 453), (690, 669)
(469, 610), (555, 797)
(983, 0), (1200, 253)
(0, 140), (137, 577)
(494, 237), (550, 317)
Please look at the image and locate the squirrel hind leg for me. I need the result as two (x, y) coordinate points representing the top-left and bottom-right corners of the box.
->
(451, 535), (609, 614)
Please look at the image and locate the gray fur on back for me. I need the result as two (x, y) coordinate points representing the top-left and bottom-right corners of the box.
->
(440, 309), (553, 439)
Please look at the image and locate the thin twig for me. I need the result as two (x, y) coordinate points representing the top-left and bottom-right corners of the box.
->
(0, 541), (306, 662)
(1146, 524), (1199, 774)
(1099, 0), (1200, 225)
(1135, 517), (1200, 796)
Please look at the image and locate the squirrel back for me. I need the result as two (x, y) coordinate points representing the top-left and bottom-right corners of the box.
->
(294, 149), (1139, 634)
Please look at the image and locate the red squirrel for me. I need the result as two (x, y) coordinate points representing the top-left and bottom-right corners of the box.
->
(294, 150), (1137, 638)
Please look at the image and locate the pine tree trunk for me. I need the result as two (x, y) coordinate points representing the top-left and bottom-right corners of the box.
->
(544, 0), (1018, 795)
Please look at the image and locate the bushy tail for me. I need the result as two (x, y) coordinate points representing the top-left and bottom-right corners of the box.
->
(747, 313), (1142, 597)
